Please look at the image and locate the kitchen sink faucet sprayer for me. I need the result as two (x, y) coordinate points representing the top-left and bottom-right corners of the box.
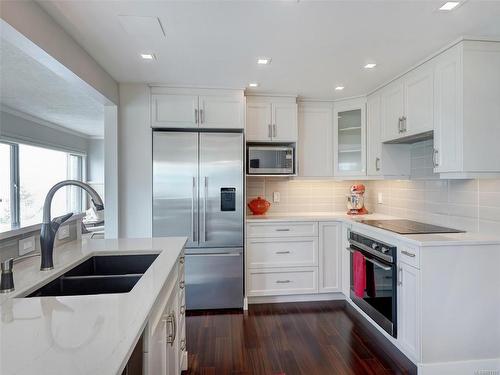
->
(40, 180), (104, 271)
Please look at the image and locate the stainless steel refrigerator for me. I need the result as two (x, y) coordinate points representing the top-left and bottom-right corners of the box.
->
(152, 130), (244, 310)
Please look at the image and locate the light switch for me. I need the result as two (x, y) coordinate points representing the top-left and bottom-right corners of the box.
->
(58, 225), (70, 240)
(19, 236), (36, 256)
(273, 191), (280, 203)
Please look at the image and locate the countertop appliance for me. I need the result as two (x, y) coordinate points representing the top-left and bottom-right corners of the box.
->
(347, 231), (398, 337)
(358, 219), (464, 234)
(347, 184), (368, 215)
(247, 145), (294, 175)
(153, 130), (244, 310)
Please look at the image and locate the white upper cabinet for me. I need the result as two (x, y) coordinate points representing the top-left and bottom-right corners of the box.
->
(333, 98), (366, 177)
(380, 79), (404, 142)
(246, 96), (297, 142)
(272, 102), (298, 142)
(246, 102), (272, 141)
(151, 87), (244, 129)
(367, 93), (382, 176)
(152, 94), (198, 128)
(433, 40), (500, 177)
(367, 93), (411, 177)
(433, 44), (461, 174)
(199, 95), (245, 129)
(404, 63), (434, 137)
(380, 65), (433, 142)
(298, 102), (333, 177)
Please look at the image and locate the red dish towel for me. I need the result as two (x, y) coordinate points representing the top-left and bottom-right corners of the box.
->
(353, 250), (366, 298)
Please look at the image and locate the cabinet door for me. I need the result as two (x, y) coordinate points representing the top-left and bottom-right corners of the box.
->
(148, 318), (167, 375)
(434, 45), (462, 173)
(246, 102), (272, 141)
(151, 94), (198, 128)
(272, 102), (298, 142)
(398, 262), (420, 361)
(318, 222), (341, 293)
(366, 93), (382, 176)
(404, 64), (434, 136)
(333, 98), (366, 177)
(381, 79), (404, 142)
(298, 104), (333, 177)
(199, 95), (244, 129)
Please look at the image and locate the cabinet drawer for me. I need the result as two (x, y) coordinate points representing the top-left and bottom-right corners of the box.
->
(398, 244), (420, 269)
(247, 267), (318, 296)
(247, 221), (318, 238)
(247, 237), (318, 268)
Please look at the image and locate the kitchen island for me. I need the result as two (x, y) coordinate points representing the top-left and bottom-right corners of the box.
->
(0, 237), (187, 375)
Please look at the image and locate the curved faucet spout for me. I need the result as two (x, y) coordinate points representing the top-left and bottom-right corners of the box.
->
(40, 180), (104, 271)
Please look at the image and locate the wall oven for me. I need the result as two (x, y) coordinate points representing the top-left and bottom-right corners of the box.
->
(247, 145), (294, 175)
(347, 231), (397, 337)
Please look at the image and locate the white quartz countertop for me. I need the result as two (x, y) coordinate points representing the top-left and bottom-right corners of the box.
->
(0, 237), (187, 375)
(246, 212), (500, 247)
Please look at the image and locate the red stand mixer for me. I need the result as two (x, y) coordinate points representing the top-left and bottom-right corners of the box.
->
(347, 184), (368, 215)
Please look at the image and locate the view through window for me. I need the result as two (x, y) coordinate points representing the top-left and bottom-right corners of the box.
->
(0, 141), (85, 230)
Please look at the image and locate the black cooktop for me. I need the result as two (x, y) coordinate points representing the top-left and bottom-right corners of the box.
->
(358, 219), (465, 234)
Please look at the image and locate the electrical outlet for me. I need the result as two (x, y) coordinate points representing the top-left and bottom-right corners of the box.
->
(377, 192), (384, 204)
(58, 225), (70, 240)
(273, 191), (280, 203)
(19, 236), (36, 256)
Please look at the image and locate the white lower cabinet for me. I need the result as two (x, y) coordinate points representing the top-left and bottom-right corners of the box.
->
(247, 267), (318, 296)
(397, 259), (420, 362)
(246, 221), (340, 300)
(318, 222), (341, 293)
(145, 253), (186, 375)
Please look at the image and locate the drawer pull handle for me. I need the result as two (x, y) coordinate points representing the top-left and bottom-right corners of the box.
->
(180, 305), (186, 315)
(180, 339), (186, 352)
(401, 250), (416, 258)
(276, 280), (291, 284)
(179, 280), (185, 289)
(275, 228), (290, 232)
(276, 251), (291, 254)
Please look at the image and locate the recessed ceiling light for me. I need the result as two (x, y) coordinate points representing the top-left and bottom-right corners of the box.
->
(257, 57), (271, 65)
(364, 63), (377, 69)
(335, 86), (345, 91)
(439, 1), (460, 10)
(140, 53), (155, 60)
(248, 82), (259, 88)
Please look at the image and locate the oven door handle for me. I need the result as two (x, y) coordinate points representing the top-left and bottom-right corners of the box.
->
(348, 239), (393, 263)
(346, 247), (392, 271)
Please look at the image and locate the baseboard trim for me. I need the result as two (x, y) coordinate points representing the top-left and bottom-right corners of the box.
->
(418, 358), (500, 375)
(247, 292), (345, 304)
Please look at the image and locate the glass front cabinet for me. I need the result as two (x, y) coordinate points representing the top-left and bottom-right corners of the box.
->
(333, 98), (367, 176)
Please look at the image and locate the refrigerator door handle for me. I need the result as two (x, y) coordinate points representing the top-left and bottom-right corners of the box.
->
(191, 176), (196, 242)
(202, 176), (208, 242)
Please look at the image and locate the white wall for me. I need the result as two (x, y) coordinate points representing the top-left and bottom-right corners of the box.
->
(118, 83), (152, 238)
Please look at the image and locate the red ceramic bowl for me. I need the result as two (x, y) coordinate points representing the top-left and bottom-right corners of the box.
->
(248, 197), (271, 215)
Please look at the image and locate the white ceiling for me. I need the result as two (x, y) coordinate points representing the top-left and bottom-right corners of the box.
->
(38, 0), (500, 100)
(0, 38), (104, 137)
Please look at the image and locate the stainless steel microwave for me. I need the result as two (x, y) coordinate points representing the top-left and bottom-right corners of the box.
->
(247, 145), (294, 175)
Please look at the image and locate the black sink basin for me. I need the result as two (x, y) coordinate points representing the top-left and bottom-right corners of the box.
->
(64, 254), (158, 277)
(24, 254), (158, 298)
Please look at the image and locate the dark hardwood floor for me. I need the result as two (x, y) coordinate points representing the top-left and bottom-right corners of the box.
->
(184, 300), (416, 375)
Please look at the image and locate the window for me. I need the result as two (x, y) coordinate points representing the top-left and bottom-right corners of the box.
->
(0, 141), (85, 230)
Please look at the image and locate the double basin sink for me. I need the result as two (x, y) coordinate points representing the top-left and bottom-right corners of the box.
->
(25, 254), (158, 298)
